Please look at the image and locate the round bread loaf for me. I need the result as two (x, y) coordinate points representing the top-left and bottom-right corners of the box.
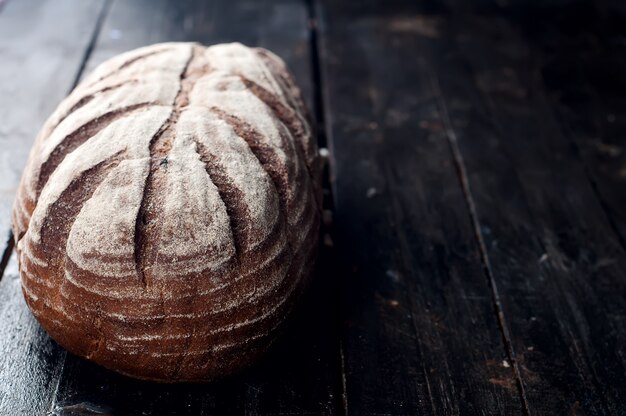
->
(12, 42), (321, 382)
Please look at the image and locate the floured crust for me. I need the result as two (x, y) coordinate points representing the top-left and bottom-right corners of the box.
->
(12, 42), (321, 382)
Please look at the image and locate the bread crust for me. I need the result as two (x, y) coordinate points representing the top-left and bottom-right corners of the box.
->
(12, 42), (320, 382)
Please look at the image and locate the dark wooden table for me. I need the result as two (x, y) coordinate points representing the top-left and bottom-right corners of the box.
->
(1, 0), (625, 414)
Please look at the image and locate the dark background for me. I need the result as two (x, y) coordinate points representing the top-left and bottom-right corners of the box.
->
(0, 0), (625, 414)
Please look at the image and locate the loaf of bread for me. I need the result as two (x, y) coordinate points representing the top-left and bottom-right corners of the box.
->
(12, 42), (321, 382)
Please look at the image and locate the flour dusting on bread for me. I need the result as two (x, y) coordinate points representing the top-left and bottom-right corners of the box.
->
(12, 42), (320, 382)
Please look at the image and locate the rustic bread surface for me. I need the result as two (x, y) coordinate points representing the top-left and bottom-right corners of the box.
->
(12, 42), (320, 382)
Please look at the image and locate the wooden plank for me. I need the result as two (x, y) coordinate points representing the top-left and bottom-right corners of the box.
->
(430, 12), (626, 414)
(526, 1), (626, 245)
(0, 1), (107, 414)
(317, 2), (524, 414)
(47, 0), (343, 415)
(0, 0), (107, 265)
(0, 255), (66, 415)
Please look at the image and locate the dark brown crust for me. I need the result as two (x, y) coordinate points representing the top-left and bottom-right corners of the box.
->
(194, 139), (248, 259)
(21, 151), (126, 360)
(37, 103), (153, 195)
(83, 48), (171, 88)
(134, 47), (197, 290)
(239, 76), (317, 173)
(51, 79), (143, 134)
(13, 43), (321, 383)
(210, 107), (294, 205)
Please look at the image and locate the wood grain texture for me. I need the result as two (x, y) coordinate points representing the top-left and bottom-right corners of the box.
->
(430, 6), (626, 414)
(526, 1), (626, 245)
(0, 255), (66, 416)
(317, 1), (523, 414)
(1, 0), (624, 413)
